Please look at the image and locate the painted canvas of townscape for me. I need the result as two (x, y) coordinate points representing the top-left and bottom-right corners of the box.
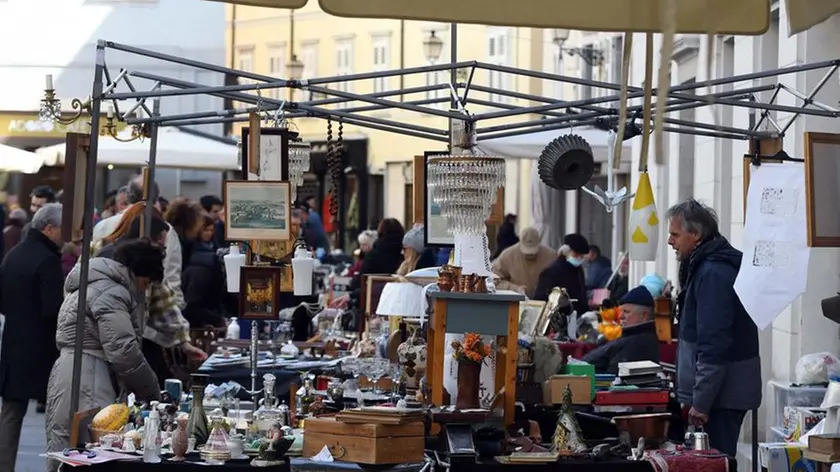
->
(225, 181), (290, 241)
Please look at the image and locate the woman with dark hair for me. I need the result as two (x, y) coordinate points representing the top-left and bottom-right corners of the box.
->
(492, 214), (519, 260)
(182, 215), (226, 328)
(45, 238), (163, 471)
(349, 218), (405, 292)
(164, 200), (204, 264)
(96, 203), (206, 387)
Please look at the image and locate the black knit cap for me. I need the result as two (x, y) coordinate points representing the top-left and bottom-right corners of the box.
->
(619, 286), (655, 308)
(563, 233), (590, 255)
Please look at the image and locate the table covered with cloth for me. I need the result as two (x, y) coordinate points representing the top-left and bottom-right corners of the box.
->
(85, 458), (288, 472)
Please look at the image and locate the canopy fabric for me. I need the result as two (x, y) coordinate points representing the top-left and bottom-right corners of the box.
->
(530, 165), (564, 249)
(211, 0), (772, 34)
(786, 0), (840, 36)
(0, 144), (43, 174)
(479, 126), (635, 163)
(35, 127), (238, 170)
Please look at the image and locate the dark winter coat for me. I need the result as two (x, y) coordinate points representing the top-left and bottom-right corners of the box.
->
(349, 236), (404, 292)
(492, 221), (519, 260)
(582, 321), (661, 375)
(0, 229), (64, 401)
(676, 235), (762, 414)
(533, 258), (588, 315)
(586, 256), (613, 290)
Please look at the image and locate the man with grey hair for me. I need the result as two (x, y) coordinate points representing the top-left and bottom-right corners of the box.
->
(666, 198), (761, 457)
(0, 204), (65, 470)
(93, 174), (184, 309)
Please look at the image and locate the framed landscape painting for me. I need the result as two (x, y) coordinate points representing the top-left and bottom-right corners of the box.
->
(224, 180), (291, 241)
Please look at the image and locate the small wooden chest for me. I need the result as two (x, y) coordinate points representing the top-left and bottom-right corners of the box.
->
(302, 416), (425, 464)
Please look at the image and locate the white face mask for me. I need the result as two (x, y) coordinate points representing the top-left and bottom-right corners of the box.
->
(567, 256), (585, 267)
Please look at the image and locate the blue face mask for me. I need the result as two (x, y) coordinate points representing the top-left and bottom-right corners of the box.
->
(567, 256), (584, 267)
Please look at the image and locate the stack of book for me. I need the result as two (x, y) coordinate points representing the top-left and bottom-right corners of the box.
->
(336, 407), (426, 425)
(617, 361), (666, 388)
(805, 433), (840, 463)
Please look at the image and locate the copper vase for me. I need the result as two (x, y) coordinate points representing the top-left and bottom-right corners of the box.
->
(455, 360), (482, 410)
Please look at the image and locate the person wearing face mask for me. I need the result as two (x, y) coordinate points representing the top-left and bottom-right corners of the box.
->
(667, 198), (760, 458)
(532, 233), (589, 315)
(492, 227), (556, 297)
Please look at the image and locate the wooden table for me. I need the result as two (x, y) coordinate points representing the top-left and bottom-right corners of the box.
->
(428, 291), (524, 426)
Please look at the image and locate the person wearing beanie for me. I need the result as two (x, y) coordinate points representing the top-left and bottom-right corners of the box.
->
(581, 285), (661, 375)
(532, 233), (590, 314)
(397, 224), (435, 275)
(492, 227), (556, 297)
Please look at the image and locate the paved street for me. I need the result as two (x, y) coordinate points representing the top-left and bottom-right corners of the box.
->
(10, 400), (47, 472)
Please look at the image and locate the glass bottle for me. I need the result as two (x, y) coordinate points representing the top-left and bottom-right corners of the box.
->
(186, 373), (210, 446)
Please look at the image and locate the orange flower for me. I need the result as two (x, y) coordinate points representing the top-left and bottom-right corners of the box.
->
(483, 345), (491, 356)
(468, 351), (482, 362)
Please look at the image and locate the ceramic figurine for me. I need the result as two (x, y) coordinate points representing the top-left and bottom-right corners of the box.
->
(170, 417), (189, 461)
(397, 331), (427, 392)
(551, 385), (586, 454)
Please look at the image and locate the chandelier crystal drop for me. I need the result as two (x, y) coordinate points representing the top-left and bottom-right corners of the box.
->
(427, 155), (505, 235)
(288, 140), (311, 201)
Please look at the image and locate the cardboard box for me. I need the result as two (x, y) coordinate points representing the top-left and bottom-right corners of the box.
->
(563, 362), (595, 399)
(543, 375), (593, 405)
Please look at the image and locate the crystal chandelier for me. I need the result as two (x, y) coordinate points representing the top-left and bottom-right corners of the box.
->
(288, 139), (311, 202)
(426, 119), (505, 235)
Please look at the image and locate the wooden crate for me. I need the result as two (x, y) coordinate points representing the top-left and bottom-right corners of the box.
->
(302, 416), (425, 464)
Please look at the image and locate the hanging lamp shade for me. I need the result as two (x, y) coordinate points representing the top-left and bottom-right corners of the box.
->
(538, 134), (595, 191)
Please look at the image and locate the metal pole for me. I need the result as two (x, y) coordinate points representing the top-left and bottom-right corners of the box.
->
(69, 41), (106, 426)
(779, 64), (840, 135)
(143, 98), (161, 237)
(304, 84), (465, 120)
(450, 23), (458, 109)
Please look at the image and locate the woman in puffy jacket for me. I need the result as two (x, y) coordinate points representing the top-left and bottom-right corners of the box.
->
(45, 238), (163, 470)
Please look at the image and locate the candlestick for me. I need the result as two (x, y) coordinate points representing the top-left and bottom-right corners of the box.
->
(45, 74), (53, 90)
(107, 106), (114, 119)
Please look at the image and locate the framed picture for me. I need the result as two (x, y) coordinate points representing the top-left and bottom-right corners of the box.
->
(239, 266), (282, 320)
(423, 150), (454, 247)
(62, 133), (89, 243)
(804, 132), (840, 247)
(519, 300), (546, 337)
(240, 126), (293, 180)
(224, 180), (291, 241)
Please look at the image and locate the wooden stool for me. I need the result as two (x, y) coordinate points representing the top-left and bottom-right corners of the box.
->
(427, 291), (524, 426)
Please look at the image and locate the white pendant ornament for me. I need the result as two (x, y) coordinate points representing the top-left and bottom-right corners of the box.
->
(580, 132), (633, 213)
(628, 172), (659, 261)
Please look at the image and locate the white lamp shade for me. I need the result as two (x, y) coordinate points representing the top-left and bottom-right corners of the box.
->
(376, 282), (424, 319)
(224, 245), (246, 293)
(292, 247), (315, 296)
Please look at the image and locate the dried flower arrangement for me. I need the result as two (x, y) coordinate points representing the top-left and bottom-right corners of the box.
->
(451, 333), (492, 364)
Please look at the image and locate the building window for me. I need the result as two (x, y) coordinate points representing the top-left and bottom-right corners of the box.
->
(425, 65), (442, 109)
(237, 47), (255, 107)
(372, 35), (390, 94)
(487, 27), (511, 103)
(335, 39), (354, 107)
(300, 43), (325, 101)
(580, 44), (594, 101)
(552, 44), (564, 100)
(267, 45), (286, 99)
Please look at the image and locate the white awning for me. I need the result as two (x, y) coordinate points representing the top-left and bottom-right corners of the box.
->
(479, 126), (636, 164)
(35, 127), (238, 171)
(0, 144), (43, 174)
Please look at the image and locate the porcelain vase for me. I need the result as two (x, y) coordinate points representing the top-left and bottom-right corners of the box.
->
(171, 417), (189, 461)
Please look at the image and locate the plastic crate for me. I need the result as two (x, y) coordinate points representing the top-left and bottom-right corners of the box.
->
(765, 380), (827, 437)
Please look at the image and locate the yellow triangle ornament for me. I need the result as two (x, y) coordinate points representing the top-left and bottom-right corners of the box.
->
(629, 172), (659, 261)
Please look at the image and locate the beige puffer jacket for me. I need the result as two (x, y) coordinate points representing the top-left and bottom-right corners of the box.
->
(45, 258), (160, 462)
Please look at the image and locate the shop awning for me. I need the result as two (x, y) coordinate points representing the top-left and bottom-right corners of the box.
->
(35, 127), (238, 170)
(0, 144), (43, 174)
(210, 0), (839, 37)
(479, 126), (635, 164)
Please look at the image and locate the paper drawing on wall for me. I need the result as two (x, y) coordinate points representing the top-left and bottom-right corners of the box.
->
(628, 172), (659, 261)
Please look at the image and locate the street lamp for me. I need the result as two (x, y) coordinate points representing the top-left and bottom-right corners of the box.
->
(551, 29), (604, 67)
(287, 54), (305, 80)
(423, 30), (444, 63)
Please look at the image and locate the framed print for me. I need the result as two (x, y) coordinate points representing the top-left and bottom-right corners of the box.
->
(519, 300), (546, 337)
(240, 126), (293, 181)
(224, 180), (291, 241)
(61, 133), (89, 243)
(805, 132), (840, 247)
(423, 150), (454, 247)
(239, 266), (282, 320)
